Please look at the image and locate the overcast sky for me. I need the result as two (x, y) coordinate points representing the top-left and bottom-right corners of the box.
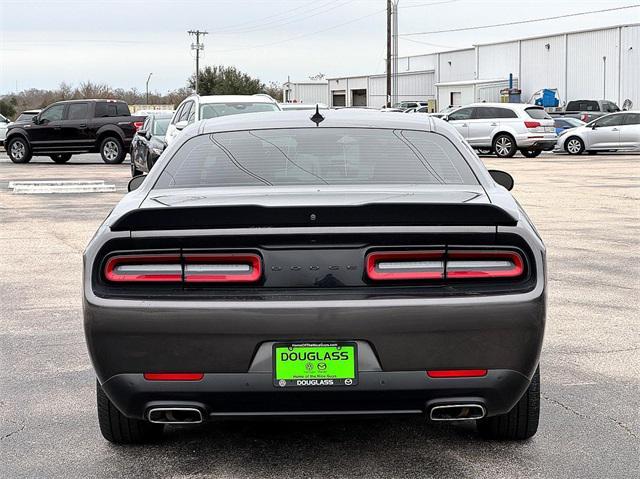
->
(0, 0), (638, 94)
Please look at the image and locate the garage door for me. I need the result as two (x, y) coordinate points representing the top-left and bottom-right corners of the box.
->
(332, 91), (346, 107)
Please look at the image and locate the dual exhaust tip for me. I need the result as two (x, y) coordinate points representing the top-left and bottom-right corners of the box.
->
(148, 407), (203, 424)
(429, 403), (486, 421)
(147, 404), (485, 423)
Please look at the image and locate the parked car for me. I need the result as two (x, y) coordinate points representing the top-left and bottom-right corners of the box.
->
(134, 109), (176, 118)
(165, 94), (281, 145)
(279, 103), (329, 111)
(405, 106), (431, 113)
(0, 114), (9, 145)
(549, 99), (620, 123)
(556, 111), (640, 155)
(14, 109), (41, 124)
(84, 110), (545, 444)
(444, 103), (557, 158)
(393, 101), (429, 109)
(5, 99), (144, 164)
(130, 112), (173, 176)
(553, 117), (585, 135)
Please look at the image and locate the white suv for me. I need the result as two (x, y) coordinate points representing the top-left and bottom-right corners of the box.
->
(444, 103), (557, 158)
(165, 94), (281, 145)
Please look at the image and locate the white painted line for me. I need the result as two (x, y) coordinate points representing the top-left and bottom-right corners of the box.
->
(8, 180), (106, 188)
(12, 184), (117, 194)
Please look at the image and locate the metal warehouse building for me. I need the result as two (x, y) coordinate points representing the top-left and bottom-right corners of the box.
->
(287, 23), (639, 111)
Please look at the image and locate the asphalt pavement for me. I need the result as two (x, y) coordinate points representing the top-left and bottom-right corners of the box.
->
(0, 151), (638, 478)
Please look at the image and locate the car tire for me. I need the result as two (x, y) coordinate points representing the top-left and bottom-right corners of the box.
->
(50, 153), (72, 164)
(492, 134), (517, 158)
(96, 380), (163, 444)
(520, 149), (541, 158)
(100, 137), (125, 164)
(565, 137), (585, 155)
(7, 137), (33, 163)
(476, 367), (540, 440)
(131, 157), (143, 177)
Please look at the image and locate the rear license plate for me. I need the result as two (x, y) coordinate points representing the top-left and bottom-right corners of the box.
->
(545, 126), (556, 133)
(273, 342), (358, 388)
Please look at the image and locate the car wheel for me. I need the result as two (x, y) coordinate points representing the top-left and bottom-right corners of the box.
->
(565, 137), (584, 155)
(7, 137), (33, 163)
(50, 153), (72, 164)
(100, 137), (125, 164)
(492, 134), (517, 158)
(520, 149), (541, 158)
(476, 367), (540, 440)
(96, 380), (163, 444)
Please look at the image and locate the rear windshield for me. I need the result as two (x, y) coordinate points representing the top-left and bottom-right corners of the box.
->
(200, 102), (279, 119)
(154, 128), (478, 189)
(525, 107), (552, 119)
(566, 101), (599, 111)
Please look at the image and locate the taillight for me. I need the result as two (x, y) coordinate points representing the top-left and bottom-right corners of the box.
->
(366, 250), (444, 280)
(365, 249), (524, 281)
(184, 253), (261, 283)
(133, 121), (144, 131)
(104, 254), (182, 282)
(446, 250), (524, 278)
(524, 121), (541, 129)
(580, 113), (589, 122)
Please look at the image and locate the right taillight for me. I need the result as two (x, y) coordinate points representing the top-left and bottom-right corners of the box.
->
(446, 250), (524, 279)
(365, 249), (524, 281)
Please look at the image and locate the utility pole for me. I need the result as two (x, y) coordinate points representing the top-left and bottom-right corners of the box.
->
(188, 30), (208, 94)
(386, 0), (392, 108)
(146, 72), (152, 105)
(392, 1), (398, 107)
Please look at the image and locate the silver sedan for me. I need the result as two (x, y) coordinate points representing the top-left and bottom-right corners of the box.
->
(556, 111), (640, 154)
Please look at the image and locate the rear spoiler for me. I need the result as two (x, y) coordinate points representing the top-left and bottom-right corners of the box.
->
(111, 203), (518, 231)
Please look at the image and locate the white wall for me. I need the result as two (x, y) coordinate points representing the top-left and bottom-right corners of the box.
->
(567, 27), (620, 103)
(477, 42), (519, 80)
(328, 76), (368, 107)
(369, 71), (435, 107)
(437, 84), (474, 109)
(520, 34), (566, 104)
(284, 83), (328, 105)
(619, 25), (639, 107)
(438, 49), (476, 82)
(398, 54), (438, 73)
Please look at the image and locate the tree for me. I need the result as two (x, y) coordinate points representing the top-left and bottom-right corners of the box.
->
(262, 81), (283, 102)
(0, 96), (18, 119)
(189, 65), (264, 96)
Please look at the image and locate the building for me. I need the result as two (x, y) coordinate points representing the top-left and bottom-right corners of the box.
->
(315, 23), (640, 110)
(282, 80), (328, 106)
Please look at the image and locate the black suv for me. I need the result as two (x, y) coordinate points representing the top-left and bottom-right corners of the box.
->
(5, 99), (144, 164)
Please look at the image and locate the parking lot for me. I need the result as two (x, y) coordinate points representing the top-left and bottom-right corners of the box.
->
(0, 150), (637, 478)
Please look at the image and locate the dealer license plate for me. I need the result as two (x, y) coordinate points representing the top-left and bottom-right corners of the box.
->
(273, 342), (358, 388)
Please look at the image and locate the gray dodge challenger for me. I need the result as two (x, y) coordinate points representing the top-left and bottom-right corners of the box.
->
(83, 109), (545, 444)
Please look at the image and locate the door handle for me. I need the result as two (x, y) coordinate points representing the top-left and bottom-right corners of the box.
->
(79, 123), (87, 128)
(461, 123), (468, 127)
(490, 123), (498, 126)
(612, 128), (619, 131)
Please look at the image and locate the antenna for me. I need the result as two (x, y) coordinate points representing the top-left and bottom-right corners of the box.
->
(310, 104), (324, 126)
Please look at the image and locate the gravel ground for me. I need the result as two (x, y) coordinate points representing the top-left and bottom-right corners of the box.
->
(0, 151), (638, 478)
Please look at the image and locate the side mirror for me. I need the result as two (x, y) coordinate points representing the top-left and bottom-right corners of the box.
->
(591, 123), (598, 129)
(137, 129), (150, 139)
(32, 115), (40, 124)
(442, 115), (449, 122)
(175, 120), (188, 131)
(488, 169), (514, 191)
(128, 174), (146, 192)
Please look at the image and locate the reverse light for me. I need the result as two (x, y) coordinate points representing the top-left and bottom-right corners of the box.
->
(104, 254), (182, 282)
(366, 250), (444, 280)
(144, 373), (204, 381)
(184, 253), (262, 283)
(427, 369), (488, 378)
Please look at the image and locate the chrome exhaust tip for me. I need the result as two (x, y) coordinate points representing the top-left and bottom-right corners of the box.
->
(429, 404), (486, 421)
(148, 407), (204, 424)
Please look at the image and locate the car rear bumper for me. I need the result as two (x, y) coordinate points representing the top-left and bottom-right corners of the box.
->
(517, 138), (557, 150)
(102, 368), (532, 420)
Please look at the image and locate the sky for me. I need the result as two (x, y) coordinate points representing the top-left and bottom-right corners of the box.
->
(0, 0), (638, 94)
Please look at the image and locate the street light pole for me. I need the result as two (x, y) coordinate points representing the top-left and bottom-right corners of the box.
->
(146, 72), (153, 105)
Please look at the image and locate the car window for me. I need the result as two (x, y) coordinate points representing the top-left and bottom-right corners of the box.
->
(188, 106), (196, 123)
(179, 102), (193, 122)
(199, 102), (279, 119)
(116, 103), (130, 115)
(95, 102), (120, 117)
(40, 104), (65, 123)
(594, 114), (624, 127)
(622, 113), (640, 125)
(67, 103), (88, 120)
(447, 107), (473, 121)
(602, 101), (619, 113)
(172, 103), (186, 125)
(142, 117), (151, 131)
(154, 128), (479, 189)
(153, 118), (170, 136)
(567, 101), (599, 111)
(525, 107), (551, 119)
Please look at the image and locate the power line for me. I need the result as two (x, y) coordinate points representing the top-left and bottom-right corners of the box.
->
(400, 4), (640, 36)
(399, 0), (460, 9)
(215, 0), (327, 32)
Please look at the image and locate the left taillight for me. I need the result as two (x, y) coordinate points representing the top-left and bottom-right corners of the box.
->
(103, 253), (262, 284)
(133, 121), (144, 131)
(104, 254), (182, 282)
(365, 249), (524, 281)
